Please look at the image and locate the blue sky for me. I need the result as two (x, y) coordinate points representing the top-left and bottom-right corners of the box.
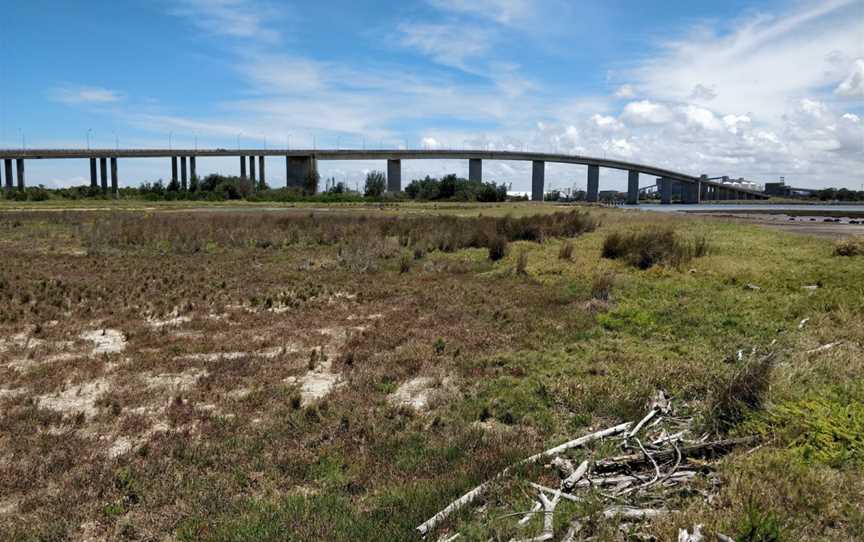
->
(2, 0), (862, 190)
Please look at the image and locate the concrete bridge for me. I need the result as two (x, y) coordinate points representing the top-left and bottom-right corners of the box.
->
(0, 148), (769, 203)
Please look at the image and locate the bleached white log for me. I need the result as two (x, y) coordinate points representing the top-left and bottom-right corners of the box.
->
(562, 459), (589, 490)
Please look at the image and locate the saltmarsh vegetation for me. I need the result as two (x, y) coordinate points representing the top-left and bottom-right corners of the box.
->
(0, 205), (862, 541)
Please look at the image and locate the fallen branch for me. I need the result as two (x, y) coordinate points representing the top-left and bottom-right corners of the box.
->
(528, 482), (582, 503)
(571, 470), (696, 489)
(517, 502), (542, 526)
(561, 459), (589, 490)
(603, 506), (669, 520)
(510, 491), (560, 542)
(560, 518), (584, 542)
(416, 422), (632, 536)
(805, 342), (842, 354)
(593, 436), (758, 474)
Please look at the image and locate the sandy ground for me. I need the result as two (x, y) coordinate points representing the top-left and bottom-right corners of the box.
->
(689, 212), (864, 239)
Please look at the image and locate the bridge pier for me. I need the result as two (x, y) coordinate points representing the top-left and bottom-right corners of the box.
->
(172, 157), (179, 186)
(180, 157), (188, 190)
(110, 158), (118, 195)
(531, 160), (545, 201)
(286, 155), (317, 189)
(387, 159), (401, 192)
(258, 156), (265, 185)
(469, 158), (482, 182)
(3, 160), (11, 192)
(249, 155), (256, 186)
(15, 159), (24, 190)
(90, 158), (97, 188)
(190, 156), (196, 183)
(627, 170), (639, 204)
(240, 156), (247, 180)
(587, 164), (600, 203)
(99, 157), (108, 192)
(659, 177), (672, 204)
(683, 181), (701, 204)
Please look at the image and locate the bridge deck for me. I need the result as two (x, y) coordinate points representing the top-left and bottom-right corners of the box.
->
(0, 148), (768, 196)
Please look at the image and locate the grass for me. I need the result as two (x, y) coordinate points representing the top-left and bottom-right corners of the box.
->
(0, 203), (862, 541)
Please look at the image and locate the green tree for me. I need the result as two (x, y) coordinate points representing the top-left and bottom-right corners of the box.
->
(364, 170), (386, 197)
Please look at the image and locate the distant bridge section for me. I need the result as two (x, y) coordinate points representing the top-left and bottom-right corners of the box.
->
(0, 148), (769, 203)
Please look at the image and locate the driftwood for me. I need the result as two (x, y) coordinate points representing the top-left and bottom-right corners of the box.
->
(510, 491), (560, 542)
(716, 533), (735, 542)
(593, 436), (758, 474)
(416, 422), (632, 536)
(561, 459), (589, 490)
(603, 505), (669, 520)
(560, 518), (584, 542)
(678, 524), (704, 542)
(528, 482), (581, 503)
(571, 470), (696, 489)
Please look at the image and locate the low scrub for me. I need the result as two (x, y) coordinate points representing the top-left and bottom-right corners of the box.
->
(745, 383), (864, 467)
(704, 354), (774, 435)
(70, 210), (597, 257)
(833, 236), (863, 257)
(601, 227), (711, 269)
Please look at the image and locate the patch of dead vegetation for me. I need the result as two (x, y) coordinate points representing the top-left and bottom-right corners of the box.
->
(387, 375), (454, 411)
(37, 377), (112, 418)
(79, 328), (127, 355)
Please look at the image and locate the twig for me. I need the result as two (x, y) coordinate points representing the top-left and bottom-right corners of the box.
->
(560, 518), (584, 542)
(603, 506), (669, 520)
(593, 436), (758, 474)
(517, 502), (542, 526)
(416, 422), (632, 536)
(571, 470), (696, 489)
(627, 409), (658, 439)
(528, 482), (581, 503)
(805, 342), (841, 354)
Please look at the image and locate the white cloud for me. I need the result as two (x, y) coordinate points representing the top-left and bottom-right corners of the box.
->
(620, 100), (674, 125)
(614, 85), (635, 99)
(722, 114), (751, 134)
(835, 58), (864, 98)
(689, 84), (717, 101)
(427, 0), (533, 25)
(681, 104), (722, 131)
(591, 114), (623, 131)
(170, 0), (281, 42)
(399, 22), (493, 72)
(49, 86), (125, 104)
(631, 0), (863, 119)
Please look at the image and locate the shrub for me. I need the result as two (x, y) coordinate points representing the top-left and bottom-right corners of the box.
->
(515, 251), (528, 275)
(737, 503), (783, 542)
(558, 240), (574, 261)
(488, 235), (508, 261)
(591, 271), (615, 301)
(705, 353), (774, 434)
(601, 228), (711, 269)
(399, 251), (412, 274)
(833, 237), (863, 256)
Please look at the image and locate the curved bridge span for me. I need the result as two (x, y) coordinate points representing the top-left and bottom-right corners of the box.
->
(0, 148), (768, 203)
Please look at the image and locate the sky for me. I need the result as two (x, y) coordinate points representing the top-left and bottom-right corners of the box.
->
(1, 0), (863, 191)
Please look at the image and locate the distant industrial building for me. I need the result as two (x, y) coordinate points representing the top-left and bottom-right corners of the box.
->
(764, 180), (819, 198)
